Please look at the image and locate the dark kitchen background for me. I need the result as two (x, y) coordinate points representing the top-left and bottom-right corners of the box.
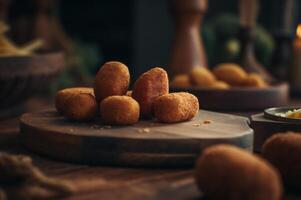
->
(5, 0), (301, 87)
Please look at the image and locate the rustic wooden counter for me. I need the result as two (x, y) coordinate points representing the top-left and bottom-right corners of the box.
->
(0, 97), (301, 200)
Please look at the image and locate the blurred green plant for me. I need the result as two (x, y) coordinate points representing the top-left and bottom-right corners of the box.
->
(51, 39), (102, 93)
(202, 13), (275, 68)
(254, 25), (275, 67)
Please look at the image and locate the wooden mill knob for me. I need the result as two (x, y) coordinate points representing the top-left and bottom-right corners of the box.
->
(168, 0), (208, 77)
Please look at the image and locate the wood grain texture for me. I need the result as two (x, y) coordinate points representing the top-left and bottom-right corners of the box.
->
(20, 110), (253, 167)
(1, 98), (301, 200)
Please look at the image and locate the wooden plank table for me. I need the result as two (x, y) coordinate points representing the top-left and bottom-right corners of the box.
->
(1, 97), (301, 200)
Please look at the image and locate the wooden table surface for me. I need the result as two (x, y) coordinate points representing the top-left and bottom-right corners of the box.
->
(1, 97), (301, 200)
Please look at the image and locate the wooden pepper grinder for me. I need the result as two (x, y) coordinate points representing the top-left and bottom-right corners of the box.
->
(238, 0), (274, 82)
(168, 0), (208, 77)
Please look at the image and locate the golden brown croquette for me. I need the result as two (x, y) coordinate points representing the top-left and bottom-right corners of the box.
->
(55, 87), (94, 113)
(132, 67), (169, 118)
(64, 93), (98, 121)
(190, 67), (216, 87)
(209, 80), (230, 89)
(153, 92), (199, 123)
(243, 73), (268, 88)
(195, 145), (282, 200)
(170, 74), (191, 88)
(213, 63), (247, 86)
(100, 96), (140, 125)
(262, 132), (301, 191)
(94, 61), (130, 102)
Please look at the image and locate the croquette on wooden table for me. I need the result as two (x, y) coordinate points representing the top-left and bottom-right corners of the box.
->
(12, 60), (296, 199)
(1, 98), (301, 200)
(55, 87), (97, 121)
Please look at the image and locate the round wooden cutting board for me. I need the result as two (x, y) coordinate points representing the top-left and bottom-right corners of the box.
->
(20, 110), (253, 167)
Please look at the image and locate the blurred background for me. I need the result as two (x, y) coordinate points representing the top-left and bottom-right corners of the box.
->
(5, 0), (301, 80)
(1, 0), (301, 115)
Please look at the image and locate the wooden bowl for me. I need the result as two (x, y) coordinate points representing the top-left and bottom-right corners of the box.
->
(171, 82), (289, 111)
(0, 52), (64, 108)
(264, 107), (301, 124)
(251, 106), (301, 152)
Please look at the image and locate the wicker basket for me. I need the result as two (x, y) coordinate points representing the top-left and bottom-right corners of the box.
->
(0, 52), (64, 108)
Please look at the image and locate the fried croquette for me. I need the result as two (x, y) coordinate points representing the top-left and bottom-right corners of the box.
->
(213, 63), (247, 86)
(64, 93), (97, 121)
(100, 96), (140, 125)
(132, 67), (169, 118)
(94, 61), (130, 102)
(55, 87), (94, 113)
(210, 81), (230, 89)
(170, 74), (191, 88)
(243, 73), (268, 88)
(262, 132), (301, 191)
(195, 145), (282, 200)
(153, 92), (199, 123)
(190, 67), (216, 87)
